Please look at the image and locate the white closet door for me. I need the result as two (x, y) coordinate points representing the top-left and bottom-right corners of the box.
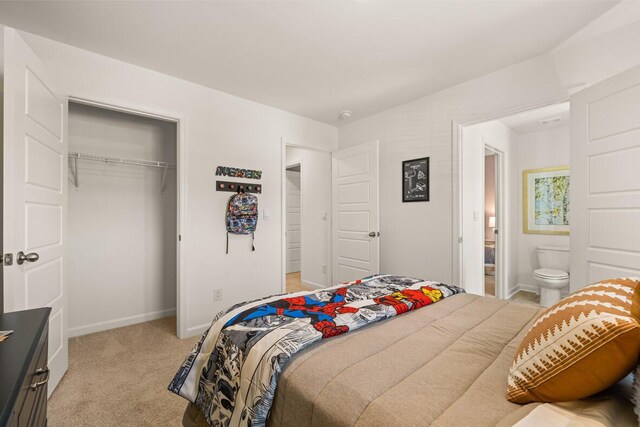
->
(332, 141), (379, 283)
(3, 27), (68, 393)
(570, 64), (640, 290)
(286, 170), (302, 273)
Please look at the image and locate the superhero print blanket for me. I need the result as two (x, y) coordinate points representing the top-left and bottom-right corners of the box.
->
(169, 274), (464, 427)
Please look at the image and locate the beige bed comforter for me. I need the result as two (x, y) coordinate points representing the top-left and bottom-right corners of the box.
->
(267, 293), (543, 427)
(185, 293), (549, 426)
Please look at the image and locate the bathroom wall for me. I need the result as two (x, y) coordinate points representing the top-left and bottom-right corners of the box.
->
(513, 125), (570, 291)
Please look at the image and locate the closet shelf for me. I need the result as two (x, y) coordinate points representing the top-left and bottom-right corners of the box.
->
(68, 151), (175, 193)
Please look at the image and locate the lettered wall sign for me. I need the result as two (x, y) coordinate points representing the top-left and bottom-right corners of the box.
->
(216, 166), (262, 180)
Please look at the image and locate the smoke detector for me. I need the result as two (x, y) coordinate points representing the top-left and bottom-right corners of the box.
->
(538, 116), (562, 126)
(338, 110), (353, 120)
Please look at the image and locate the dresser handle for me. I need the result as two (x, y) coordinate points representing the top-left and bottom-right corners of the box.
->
(30, 368), (49, 391)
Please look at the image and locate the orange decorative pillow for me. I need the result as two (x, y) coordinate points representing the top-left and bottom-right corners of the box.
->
(507, 277), (640, 403)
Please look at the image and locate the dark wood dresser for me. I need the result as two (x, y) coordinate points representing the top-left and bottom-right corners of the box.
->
(0, 308), (51, 427)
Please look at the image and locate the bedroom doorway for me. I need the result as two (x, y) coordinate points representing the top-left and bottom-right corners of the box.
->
(281, 143), (332, 293)
(285, 163), (303, 291)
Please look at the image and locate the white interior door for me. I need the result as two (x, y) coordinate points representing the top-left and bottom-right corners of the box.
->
(286, 169), (301, 273)
(3, 27), (68, 393)
(570, 64), (640, 291)
(332, 141), (379, 283)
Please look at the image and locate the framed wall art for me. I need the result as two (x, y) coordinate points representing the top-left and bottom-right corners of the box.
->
(402, 157), (429, 202)
(523, 166), (570, 235)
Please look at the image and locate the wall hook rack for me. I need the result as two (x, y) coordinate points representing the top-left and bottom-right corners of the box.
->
(216, 180), (262, 194)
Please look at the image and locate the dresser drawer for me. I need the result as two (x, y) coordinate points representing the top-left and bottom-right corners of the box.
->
(11, 327), (49, 427)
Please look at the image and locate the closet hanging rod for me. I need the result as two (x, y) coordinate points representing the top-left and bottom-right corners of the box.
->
(68, 152), (175, 193)
(68, 152), (176, 169)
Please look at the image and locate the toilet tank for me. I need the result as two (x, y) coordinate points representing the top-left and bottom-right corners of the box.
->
(536, 246), (570, 272)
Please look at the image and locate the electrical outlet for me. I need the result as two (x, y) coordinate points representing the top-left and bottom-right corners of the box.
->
(322, 264), (327, 274)
(214, 288), (222, 301)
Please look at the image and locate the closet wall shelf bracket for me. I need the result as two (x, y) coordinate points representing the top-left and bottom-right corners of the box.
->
(70, 155), (79, 188)
(161, 163), (169, 193)
(68, 152), (175, 193)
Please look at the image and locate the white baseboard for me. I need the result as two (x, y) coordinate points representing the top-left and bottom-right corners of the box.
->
(69, 308), (176, 338)
(505, 284), (540, 300)
(303, 280), (326, 289)
(517, 284), (541, 295)
(186, 322), (211, 338)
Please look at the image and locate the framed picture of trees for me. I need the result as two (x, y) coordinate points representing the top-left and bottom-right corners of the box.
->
(523, 166), (570, 235)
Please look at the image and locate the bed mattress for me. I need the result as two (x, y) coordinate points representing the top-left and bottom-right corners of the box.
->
(183, 293), (551, 426)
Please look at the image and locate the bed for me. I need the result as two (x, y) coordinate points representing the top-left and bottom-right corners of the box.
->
(173, 277), (638, 427)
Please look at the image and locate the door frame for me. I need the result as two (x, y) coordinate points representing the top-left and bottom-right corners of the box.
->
(452, 96), (568, 293)
(67, 96), (189, 338)
(280, 139), (332, 293)
(483, 143), (505, 299)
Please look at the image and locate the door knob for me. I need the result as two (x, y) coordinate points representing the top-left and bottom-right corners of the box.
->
(17, 251), (39, 265)
(369, 232), (376, 237)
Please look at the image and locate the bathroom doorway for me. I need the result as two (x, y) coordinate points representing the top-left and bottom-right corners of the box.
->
(484, 148), (499, 297)
(457, 100), (570, 305)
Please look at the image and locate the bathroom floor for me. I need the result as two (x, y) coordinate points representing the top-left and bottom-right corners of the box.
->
(508, 291), (541, 307)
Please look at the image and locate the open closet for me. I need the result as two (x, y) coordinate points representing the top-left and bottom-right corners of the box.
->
(67, 102), (177, 337)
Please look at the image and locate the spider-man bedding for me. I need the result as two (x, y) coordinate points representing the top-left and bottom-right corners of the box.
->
(169, 274), (464, 427)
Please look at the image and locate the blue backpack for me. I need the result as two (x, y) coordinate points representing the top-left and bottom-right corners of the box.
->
(226, 191), (258, 253)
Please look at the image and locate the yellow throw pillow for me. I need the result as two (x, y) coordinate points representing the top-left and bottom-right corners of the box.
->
(507, 277), (640, 403)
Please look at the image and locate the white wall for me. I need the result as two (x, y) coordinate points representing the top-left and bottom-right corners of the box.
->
(15, 30), (337, 337)
(513, 126), (570, 291)
(285, 146), (332, 288)
(462, 121), (518, 297)
(338, 19), (640, 286)
(67, 103), (177, 336)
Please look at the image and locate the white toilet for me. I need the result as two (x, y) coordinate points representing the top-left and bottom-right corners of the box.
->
(534, 246), (570, 307)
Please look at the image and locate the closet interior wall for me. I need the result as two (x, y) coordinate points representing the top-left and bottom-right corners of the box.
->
(68, 102), (177, 337)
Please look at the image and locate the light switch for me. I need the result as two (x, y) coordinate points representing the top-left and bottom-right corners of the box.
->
(322, 211), (327, 220)
(264, 209), (271, 220)
(474, 210), (480, 221)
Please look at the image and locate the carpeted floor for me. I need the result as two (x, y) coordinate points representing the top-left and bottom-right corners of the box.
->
(48, 317), (199, 426)
(48, 287), (538, 426)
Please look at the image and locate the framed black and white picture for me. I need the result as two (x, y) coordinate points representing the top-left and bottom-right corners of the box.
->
(402, 157), (429, 202)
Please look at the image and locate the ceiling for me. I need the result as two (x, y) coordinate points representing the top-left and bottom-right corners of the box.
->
(500, 102), (570, 134)
(0, 1), (617, 126)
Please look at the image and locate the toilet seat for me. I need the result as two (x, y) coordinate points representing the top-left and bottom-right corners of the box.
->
(534, 268), (569, 280)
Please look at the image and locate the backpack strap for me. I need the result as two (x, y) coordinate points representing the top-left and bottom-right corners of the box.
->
(226, 232), (229, 254)
(252, 232), (255, 252)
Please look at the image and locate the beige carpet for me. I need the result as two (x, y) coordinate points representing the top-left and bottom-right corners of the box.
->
(48, 317), (199, 426)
